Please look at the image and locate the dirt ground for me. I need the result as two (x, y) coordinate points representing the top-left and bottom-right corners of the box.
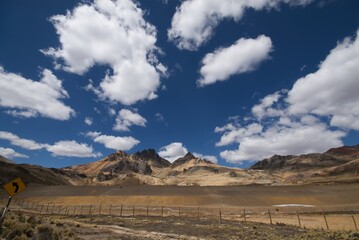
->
(2, 211), (359, 240)
(1, 183), (359, 238)
(6, 183), (359, 208)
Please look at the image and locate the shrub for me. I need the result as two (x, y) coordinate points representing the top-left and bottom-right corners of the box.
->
(36, 224), (59, 240)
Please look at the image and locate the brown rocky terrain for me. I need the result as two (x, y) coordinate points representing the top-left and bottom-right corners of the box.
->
(0, 160), (84, 186)
(251, 145), (359, 184)
(2, 145), (359, 187)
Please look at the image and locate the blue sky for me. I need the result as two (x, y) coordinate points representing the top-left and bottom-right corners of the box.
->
(1, 0), (359, 168)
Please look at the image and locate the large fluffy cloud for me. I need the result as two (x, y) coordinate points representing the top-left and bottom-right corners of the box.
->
(216, 30), (359, 164)
(0, 67), (74, 120)
(217, 116), (345, 163)
(0, 147), (28, 159)
(86, 131), (139, 151)
(158, 142), (188, 162)
(113, 109), (147, 131)
(0, 131), (44, 150)
(288, 30), (359, 130)
(168, 0), (313, 50)
(0, 131), (100, 158)
(47, 140), (102, 158)
(43, 0), (166, 105)
(198, 35), (272, 86)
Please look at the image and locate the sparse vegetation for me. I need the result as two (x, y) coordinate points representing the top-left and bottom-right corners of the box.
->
(1, 212), (78, 240)
(1, 211), (358, 239)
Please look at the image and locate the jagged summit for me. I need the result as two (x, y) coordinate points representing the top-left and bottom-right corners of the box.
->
(105, 150), (129, 161)
(133, 149), (170, 168)
(171, 152), (196, 168)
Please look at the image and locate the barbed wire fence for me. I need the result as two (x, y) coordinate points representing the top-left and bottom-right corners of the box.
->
(1, 197), (358, 231)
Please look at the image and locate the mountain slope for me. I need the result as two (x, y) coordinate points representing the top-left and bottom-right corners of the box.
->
(0, 159), (84, 186)
(250, 145), (359, 184)
(0, 155), (14, 164)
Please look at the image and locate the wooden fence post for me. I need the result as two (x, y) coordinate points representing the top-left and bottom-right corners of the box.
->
(323, 213), (329, 231)
(120, 205), (123, 217)
(73, 205), (76, 215)
(80, 205), (83, 215)
(51, 204), (55, 214)
(268, 210), (273, 225)
(99, 204), (102, 215)
(58, 205), (61, 214)
(89, 204), (92, 215)
(352, 215), (358, 231)
(297, 211), (301, 227)
(243, 209), (246, 222)
(146, 206), (149, 221)
(46, 203), (50, 214)
(109, 204), (112, 215)
(65, 205), (68, 215)
(219, 208), (222, 224)
(40, 204), (44, 214)
(161, 206), (164, 217)
(132, 205), (135, 218)
(178, 207), (181, 218)
(197, 207), (200, 222)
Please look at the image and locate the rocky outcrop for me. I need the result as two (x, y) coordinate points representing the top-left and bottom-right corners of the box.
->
(133, 149), (170, 168)
(101, 158), (152, 175)
(251, 155), (293, 170)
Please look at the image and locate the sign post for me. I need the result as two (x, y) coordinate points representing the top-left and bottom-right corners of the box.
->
(0, 178), (26, 228)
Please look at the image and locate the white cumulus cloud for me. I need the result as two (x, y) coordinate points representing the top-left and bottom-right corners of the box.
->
(198, 35), (272, 86)
(218, 119), (344, 163)
(84, 117), (93, 126)
(0, 131), (45, 150)
(86, 131), (140, 151)
(168, 0), (313, 50)
(288, 29), (359, 130)
(0, 67), (74, 120)
(158, 142), (188, 163)
(0, 147), (28, 159)
(113, 109), (147, 131)
(43, 0), (165, 105)
(216, 29), (359, 164)
(252, 90), (286, 119)
(46, 140), (102, 158)
(0, 131), (100, 158)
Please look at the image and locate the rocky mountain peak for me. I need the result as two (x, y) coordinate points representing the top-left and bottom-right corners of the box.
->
(105, 151), (129, 162)
(133, 149), (170, 168)
(171, 152), (197, 168)
(183, 152), (195, 160)
(251, 154), (293, 170)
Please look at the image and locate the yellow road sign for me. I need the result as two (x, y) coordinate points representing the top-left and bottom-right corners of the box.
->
(3, 178), (26, 197)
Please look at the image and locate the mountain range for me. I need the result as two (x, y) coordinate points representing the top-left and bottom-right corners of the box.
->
(1, 145), (359, 186)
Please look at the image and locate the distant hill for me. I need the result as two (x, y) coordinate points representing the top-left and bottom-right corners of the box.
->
(250, 145), (359, 184)
(0, 157), (85, 186)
